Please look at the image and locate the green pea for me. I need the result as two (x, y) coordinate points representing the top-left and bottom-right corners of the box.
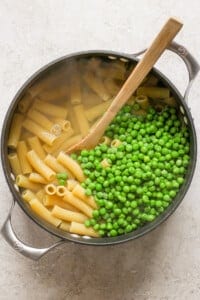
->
(110, 229), (118, 237)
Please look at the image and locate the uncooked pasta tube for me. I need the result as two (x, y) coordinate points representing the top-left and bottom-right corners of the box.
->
(33, 99), (68, 119)
(63, 190), (93, 217)
(17, 141), (32, 174)
(72, 184), (97, 209)
(51, 205), (88, 223)
(27, 109), (54, 131)
(7, 114), (24, 149)
(136, 87), (170, 99)
(16, 175), (41, 191)
(135, 95), (149, 109)
(30, 198), (61, 227)
(83, 71), (111, 101)
(73, 104), (90, 136)
(18, 93), (32, 113)
(26, 150), (56, 181)
(27, 136), (46, 160)
(59, 222), (71, 232)
(29, 173), (48, 184)
(70, 222), (99, 237)
(8, 153), (22, 176)
(43, 194), (79, 212)
(23, 118), (57, 146)
(57, 152), (85, 182)
(56, 186), (67, 197)
(22, 189), (36, 202)
(45, 184), (57, 195)
(43, 128), (74, 154)
(84, 99), (112, 122)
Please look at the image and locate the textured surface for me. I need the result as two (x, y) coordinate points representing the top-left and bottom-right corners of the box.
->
(0, 1), (200, 299)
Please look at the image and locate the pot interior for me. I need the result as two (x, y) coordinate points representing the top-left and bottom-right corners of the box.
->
(2, 51), (197, 245)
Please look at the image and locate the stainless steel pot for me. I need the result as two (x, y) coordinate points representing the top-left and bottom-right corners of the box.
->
(1, 42), (199, 260)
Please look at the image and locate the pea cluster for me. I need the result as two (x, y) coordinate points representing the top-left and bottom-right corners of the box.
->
(72, 104), (190, 237)
(56, 173), (68, 185)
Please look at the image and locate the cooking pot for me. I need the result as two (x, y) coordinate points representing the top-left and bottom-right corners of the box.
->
(1, 42), (199, 260)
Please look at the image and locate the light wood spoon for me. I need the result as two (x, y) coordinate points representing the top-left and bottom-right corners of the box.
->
(67, 17), (183, 153)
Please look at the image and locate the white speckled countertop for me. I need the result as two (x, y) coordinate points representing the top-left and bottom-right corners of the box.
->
(0, 1), (200, 299)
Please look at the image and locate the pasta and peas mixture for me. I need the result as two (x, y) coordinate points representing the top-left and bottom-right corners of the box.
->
(7, 57), (190, 238)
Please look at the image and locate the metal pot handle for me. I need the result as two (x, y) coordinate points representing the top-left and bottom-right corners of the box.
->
(132, 41), (200, 100)
(1, 200), (65, 260)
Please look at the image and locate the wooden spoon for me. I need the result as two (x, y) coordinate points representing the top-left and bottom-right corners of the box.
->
(67, 17), (183, 153)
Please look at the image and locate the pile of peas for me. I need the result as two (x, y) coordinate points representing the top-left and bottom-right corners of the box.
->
(72, 104), (190, 237)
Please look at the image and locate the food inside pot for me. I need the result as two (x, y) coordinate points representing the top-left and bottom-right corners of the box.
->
(7, 56), (190, 238)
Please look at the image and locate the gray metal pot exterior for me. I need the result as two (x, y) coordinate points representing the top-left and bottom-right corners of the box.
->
(1, 41), (199, 260)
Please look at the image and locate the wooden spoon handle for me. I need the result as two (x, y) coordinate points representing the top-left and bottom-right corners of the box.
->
(91, 17), (183, 143)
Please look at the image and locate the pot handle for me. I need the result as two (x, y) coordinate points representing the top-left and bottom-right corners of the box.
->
(132, 41), (200, 100)
(1, 201), (65, 260)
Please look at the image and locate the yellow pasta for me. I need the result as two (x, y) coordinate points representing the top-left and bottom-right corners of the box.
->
(97, 62), (126, 80)
(43, 194), (79, 212)
(22, 189), (36, 202)
(27, 136), (46, 160)
(20, 130), (33, 140)
(143, 74), (159, 86)
(39, 85), (68, 102)
(33, 99), (68, 119)
(136, 87), (170, 99)
(84, 99), (112, 122)
(53, 134), (82, 157)
(57, 152), (85, 182)
(67, 106), (81, 134)
(18, 93), (32, 113)
(59, 222), (71, 232)
(133, 109), (147, 116)
(163, 97), (177, 107)
(104, 78), (120, 96)
(36, 189), (46, 202)
(52, 118), (71, 132)
(63, 190), (93, 217)
(30, 198), (61, 227)
(83, 71), (111, 101)
(127, 95), (136, 105)
(99, 136), (111, 145)
(135, 95), (149, 109)
(23, 118), (57, 146)
(17, 141), (32, 174)
(72, 184), (97, 209)
(56, 186), (66, 197)
(70, 222), (99, 237)
(16, 175), (41, 191)
(67, 179), (78, 191)
(51, 205), (88, 223)
(27, 109), (54, 131)
(111, 139), (121, 147)
(44, 154), (68, 173)
(27, 150), (56, 181)
(43, 128), (74, 154)
(8, 153), (22, 176)
(73, 104), (90, 137)
(7, 114), (24, 149)
(29, 173), (48, 184)
(82, 88), (102, 107)
(45, 184), (57, 195)
(100, 158), (111, 168)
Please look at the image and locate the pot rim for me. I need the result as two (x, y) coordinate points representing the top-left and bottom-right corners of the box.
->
(1, 49), (197, 245)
